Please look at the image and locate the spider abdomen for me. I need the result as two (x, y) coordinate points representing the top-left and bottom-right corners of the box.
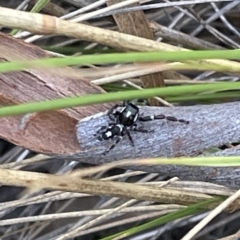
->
(102, 124), (124, 140)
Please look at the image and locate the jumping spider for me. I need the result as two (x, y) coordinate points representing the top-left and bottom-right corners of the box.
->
(94, 101), (189, 154)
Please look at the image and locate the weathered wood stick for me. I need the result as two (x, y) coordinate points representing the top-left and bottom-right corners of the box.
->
(56, 102), (240, 189)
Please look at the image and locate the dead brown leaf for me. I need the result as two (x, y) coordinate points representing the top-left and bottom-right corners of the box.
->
(0, 32), (111, 155)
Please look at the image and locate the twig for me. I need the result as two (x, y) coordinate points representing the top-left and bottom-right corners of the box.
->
(54, 102), (240, 189)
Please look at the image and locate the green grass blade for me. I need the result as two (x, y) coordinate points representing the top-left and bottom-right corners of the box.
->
(150, 156), (240, 167)
(167, 91), (240, 102)
(29, 0), (50, 13)
(1, 50), (240, 73)
(1, 82), (240, 117)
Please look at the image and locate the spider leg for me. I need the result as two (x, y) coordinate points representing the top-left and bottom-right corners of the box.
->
(124, 128), (134, 146)
(94, 123), (114, 135)
(139, 114), (189, 124)
(94, 125), (108, 137)
(104, 135), (123, 155)
(107, 104), (120, 121)
(123, 100), (130, 106)
(131, 123), (154, 133)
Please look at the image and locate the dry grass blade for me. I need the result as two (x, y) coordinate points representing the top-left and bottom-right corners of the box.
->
(0, 205), (182, 226)
(144, 181), (234, 196)
(56, 200), (138, 240)
(56, 177), (179, 240)
(0, 154), (49, 169)
(0, 180), (232, 213)
(0, 7), (240, 77)
(69, 212), (166, 238)
(0, 167), (231, 208)
(181, 188), (240, 240)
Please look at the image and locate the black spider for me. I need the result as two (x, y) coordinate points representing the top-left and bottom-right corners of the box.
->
(94, 101), (189, 154)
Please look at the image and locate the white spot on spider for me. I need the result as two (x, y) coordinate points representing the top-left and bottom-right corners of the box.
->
(126, 111), (132, 118)
(150, 115), (154, 120)
(120, 107), (126, 113)
(134, 113), (139, 122)
(105, 131), (112, 138)
(116, 124), (123, 131)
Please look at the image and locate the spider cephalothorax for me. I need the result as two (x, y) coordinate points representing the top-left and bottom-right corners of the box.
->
(95, 101), (189, 154)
